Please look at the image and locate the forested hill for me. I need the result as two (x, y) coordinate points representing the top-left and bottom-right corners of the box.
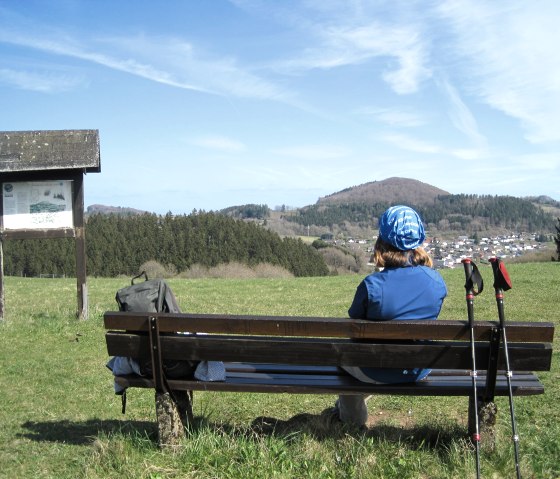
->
(318, 177), (450, 205)
(286, 194), (556, 233)
(2, 212), (329, 278)
(219, 178), (558, 234)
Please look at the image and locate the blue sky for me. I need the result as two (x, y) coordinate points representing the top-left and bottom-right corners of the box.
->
(1, 0), (559, 214)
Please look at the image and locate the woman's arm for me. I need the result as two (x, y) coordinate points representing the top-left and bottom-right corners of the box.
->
(348, 281), (368, 319)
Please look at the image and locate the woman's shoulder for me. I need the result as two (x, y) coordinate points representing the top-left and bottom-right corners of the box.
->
(416, 264), (445, 279)
(416, 266), (447, 294)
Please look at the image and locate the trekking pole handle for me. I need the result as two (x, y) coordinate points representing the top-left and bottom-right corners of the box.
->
(462, 259), (476, 328)
(462, 258), (474, 295)
(489, 257), (512, 327)
(489, 257), (512, 293)
(462, 258), (484, 297)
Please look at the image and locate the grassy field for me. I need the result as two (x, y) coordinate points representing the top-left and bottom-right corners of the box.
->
(0, 263), (558, 478)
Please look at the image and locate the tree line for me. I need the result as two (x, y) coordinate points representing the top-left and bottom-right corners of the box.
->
(2, 212), (329, 278)
(286, 194), (556, 233)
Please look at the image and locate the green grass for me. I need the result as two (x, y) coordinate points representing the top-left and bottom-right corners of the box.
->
(0, 263), (558, 478)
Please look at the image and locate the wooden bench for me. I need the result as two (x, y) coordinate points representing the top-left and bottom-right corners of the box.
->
(104, 311), (554, 447)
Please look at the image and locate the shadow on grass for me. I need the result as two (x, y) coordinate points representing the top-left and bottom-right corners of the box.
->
(19, 419), (157, 445)
(246, 410), (468, 452)
(20, 413), (468, 454)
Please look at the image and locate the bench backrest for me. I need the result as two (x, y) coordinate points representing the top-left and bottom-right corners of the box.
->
(104, 312), (554, 372)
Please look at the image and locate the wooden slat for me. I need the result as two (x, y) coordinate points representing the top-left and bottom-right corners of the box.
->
(104, 311), (555, 342)
(223, 363), (537, 380)
(113, 371), (544, 396)
(224, 371), (540, 385)
(106, 332), (553, 371)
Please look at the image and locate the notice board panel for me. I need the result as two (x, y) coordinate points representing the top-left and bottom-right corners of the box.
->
(2, 180), (74, 230)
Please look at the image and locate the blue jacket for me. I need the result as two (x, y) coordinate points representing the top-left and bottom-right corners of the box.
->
(348, 265), (447, 383)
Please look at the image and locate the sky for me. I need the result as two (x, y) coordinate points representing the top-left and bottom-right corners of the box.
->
(1, 0), (559, 215)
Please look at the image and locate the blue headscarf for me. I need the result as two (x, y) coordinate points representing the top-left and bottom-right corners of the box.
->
(378, 205), (425, 251)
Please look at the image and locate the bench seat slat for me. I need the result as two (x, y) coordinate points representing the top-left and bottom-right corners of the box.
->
(226, 363), (535, 386)
(113, 367), (544, 396)
(104, 312), (555, 342)
(223, 363), (537, 378)
(224, 370), (541, 383)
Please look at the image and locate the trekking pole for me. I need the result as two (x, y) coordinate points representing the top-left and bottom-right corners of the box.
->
(462, 258), (484, 479)
(489, 257), (521, 479)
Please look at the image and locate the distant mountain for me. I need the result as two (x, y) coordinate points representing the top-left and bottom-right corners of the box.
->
(525, 195), (560, 208)
(86, 204), (148, 216)
(318, 177), (450, 206)
(280, 177), (556, 235)
(85, 177), (557, 235)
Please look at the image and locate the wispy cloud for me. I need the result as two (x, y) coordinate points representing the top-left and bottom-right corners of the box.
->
(236, 0), (433, 95)
(273, 20), (431, 94)
(381, 133), (442, 154)
(436, 0), (560, 143)
(381, 132), (488, 161)
(0, 67), (84, 92)
(100, 34), (294, 101)
(189, 135), (246, 153)
(439, 77), (487, 148)
(271, 144), (351, 160)
(0, 15), (293, 102)
(449, 148), (486, 161)
(511, 153), (560, 172)
(356, 106), (426, 128)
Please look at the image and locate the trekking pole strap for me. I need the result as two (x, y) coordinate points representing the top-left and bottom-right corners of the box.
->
(463, 258), (484, 296)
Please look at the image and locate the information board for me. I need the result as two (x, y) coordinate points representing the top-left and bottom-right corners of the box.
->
(2, 180), (73, 230)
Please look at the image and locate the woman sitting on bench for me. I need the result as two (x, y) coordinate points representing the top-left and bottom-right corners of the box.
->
(335, 205), (448, 426)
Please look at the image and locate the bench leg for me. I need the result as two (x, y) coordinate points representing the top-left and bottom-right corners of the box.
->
(468, 396), (498, 450)
(154, 390), (194, 448)
(175, 390), (195, 427)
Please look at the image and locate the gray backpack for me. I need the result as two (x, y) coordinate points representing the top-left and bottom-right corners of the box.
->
(115, 272), (181, 313)
(115, 272), (198, 379)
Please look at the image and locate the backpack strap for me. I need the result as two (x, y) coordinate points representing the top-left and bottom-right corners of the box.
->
(131, 271), (149, 285)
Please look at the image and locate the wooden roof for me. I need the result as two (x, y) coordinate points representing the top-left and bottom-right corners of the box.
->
(0, 129), (100, 174)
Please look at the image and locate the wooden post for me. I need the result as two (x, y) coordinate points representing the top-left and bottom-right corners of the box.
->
(0, 237), (4, 321)
(72, 174), (87, 320)
(0, 188), (4, 321)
